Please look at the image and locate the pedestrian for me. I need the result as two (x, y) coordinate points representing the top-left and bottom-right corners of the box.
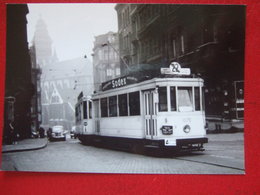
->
(6, 120), (14, 145)
(9, 121), (17, 145)
(39, 126), (45, 138)
(47, 127), (52, 139)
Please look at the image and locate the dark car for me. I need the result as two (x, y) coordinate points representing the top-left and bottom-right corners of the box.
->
(49, 125), (66, 141)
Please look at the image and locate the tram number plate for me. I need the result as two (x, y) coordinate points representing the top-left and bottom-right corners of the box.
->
(164, 139), (176, 146)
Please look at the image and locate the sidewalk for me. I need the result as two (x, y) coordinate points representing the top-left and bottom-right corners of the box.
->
(2, 138), (48, 153)
(206, 116), (244, 134)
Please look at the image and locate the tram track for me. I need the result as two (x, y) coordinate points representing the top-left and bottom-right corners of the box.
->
(173, 156), (245, 171)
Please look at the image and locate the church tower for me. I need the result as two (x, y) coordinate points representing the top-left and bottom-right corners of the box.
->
(32, 17), (56, 68)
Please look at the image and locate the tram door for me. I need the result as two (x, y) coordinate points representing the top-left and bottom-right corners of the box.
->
(93, 100), (100, 134)
(143, 90), (158, 139)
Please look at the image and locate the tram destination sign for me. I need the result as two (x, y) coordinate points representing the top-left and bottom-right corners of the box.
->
(101, 76), (139, 91)
(161, 62), (191, 75)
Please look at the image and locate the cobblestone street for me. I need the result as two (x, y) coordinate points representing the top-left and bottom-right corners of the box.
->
(2, 133), (244, 174)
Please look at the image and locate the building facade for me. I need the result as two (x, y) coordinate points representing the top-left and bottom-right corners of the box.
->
(115, 4), (245, 118)
(41, 58), (93, 130)
(29, 45), (42, 133)
(4, 4), (34, 142)
(92, 32), (120, 92)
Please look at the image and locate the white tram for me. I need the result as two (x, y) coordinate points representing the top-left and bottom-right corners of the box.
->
(75, 92), (93, 138)
(76, 63), (208, 153)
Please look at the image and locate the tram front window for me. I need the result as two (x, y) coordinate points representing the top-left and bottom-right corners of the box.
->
(159, 87), (168, 112)
(195, 87), (201, 111)
(170, 87), (177, 111)
(178, 87), (193, 112)
(83, 101), (87, 119)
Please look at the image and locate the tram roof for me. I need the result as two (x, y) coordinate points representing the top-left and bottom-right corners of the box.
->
(92, 74), (203, 99)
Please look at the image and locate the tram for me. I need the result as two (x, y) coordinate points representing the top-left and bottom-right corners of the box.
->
(75, 92), (93, 138)
(75, 63), (208, 153)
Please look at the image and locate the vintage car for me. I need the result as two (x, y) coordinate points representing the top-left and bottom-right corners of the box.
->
(49, 125), (66, 141)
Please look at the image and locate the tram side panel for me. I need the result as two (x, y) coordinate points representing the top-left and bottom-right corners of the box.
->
(98, 116), (144, 139)
(93, 91), (145, 139)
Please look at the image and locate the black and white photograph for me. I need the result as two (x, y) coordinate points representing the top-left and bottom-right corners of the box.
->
(1, 3), (245, 174)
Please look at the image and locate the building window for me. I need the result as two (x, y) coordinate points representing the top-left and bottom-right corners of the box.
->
(101, 98), (108, 117)
(129, 91), (140, 116)
(181, 35), (185, 54)
(116, 67), (121, 76)
(107, 69), (112, 77)
(118, 94), (128, 116)
(172, 39), (176, 58)
(203, 22), (214, 43)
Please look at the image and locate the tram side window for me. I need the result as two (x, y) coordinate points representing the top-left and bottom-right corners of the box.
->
(101, 98), (108, 117)
(129, 91), (140, 116)
(89, 101), (92, 119)
(109, 96), (117, 117)
(75, 106), (79, 122)
(170, 87), (177, 111)
(195, 87), (201, 111)
(94, 100), (100, 118)
(79, 104), (82, 121)
(159, 87), (168, 112)
(77, 106), (80, 121)
(119, 94), (128, 116)
(178, 87), (193, 112)
(83, 101), (88, 119)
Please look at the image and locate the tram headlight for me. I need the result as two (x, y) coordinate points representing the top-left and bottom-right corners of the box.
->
(161, 125), (173, 135)
(183, 125), (191, 133)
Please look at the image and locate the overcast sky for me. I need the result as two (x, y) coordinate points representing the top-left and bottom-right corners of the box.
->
(27, 3), (118, 62)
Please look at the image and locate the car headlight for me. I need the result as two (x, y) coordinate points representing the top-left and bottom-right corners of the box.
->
(161, 125), (173, 135)
(183, 125), (191, 133)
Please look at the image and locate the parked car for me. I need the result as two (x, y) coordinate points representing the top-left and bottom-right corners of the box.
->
(70, 126), (77, 139)
(49, 125), (66, 141)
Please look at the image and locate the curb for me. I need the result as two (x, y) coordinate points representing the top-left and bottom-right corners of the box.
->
(2, 139), (48, 153)
(206, 127), (244, 134)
